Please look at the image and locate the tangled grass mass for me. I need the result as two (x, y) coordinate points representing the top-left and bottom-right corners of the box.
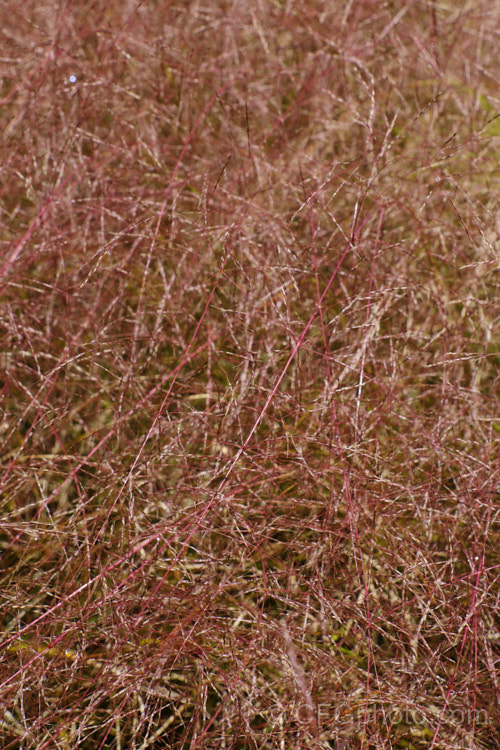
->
(1, 1), (499, 748)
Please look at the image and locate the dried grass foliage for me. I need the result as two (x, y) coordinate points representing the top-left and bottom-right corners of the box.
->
(1, 1), (499, 748)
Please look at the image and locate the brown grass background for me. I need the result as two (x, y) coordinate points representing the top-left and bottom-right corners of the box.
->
(1, 1), (499, 748)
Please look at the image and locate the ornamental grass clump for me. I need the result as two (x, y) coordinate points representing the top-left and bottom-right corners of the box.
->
(1, 1), (499, 748)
